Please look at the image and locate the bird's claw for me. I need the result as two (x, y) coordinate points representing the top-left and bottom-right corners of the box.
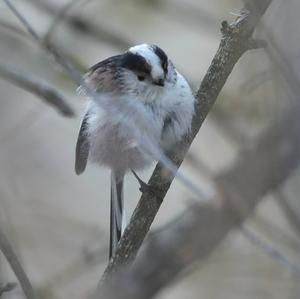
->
(131, 169), (159, 196)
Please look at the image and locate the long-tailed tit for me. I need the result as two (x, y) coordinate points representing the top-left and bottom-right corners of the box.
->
(75, 44), (195, 258)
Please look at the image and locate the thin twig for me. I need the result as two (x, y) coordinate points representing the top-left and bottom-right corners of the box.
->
(0, 20), (88, 72)
(0, 229), (39, 299)
(251, 214), (300, 254)
(100, 0), (273, 281)
(241, 226), (300, 275)
(27, 0), (131, 49)
(0, 64), (75, 117)
(3, 0), (83, 83)
(0, 282), (17, 296)
(44, 0), (89, 43)
(0, 20), (27, 37)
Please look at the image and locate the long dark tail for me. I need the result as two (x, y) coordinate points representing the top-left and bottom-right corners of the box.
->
(109, 171), (125, 259)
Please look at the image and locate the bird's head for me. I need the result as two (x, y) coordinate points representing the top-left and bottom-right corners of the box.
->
(124, 44), (171, 87)
(83, 44), (177, 102)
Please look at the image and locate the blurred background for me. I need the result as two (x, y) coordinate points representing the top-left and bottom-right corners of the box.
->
(0, 0), (300, 298)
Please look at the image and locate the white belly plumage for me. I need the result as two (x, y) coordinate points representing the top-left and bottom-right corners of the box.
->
(88, 121), (153, 173)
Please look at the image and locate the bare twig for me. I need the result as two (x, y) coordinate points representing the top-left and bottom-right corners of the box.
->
(3, 0), (88, 89)
(0, 229), (39, 299)
(44, 0), (89, 43)
(241, 226), (300, 275)
(251, 214), (300, 254)
(0, 64), (75, 117)
(100, 0), (273, 281)
(0, 20), (27, 37)
(0, 282), (17, 296)
(0, 21), (88, 73)
(27, 0), (131, 49)
(0, 20), (88, 72)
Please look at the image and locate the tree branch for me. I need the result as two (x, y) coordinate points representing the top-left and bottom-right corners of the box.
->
(44, 0), (86, 43)
(100, 0), (273, 281)
(0, 229), (39, 299)
(0, 64), (74, 117)
(27, 0), (131, 49)
(98, 105), (300, 298)
(276, 190), (300, 240)
(0, 282), (17, 297)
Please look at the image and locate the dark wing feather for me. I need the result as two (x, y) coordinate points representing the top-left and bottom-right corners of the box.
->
(75, 112), (90, 175)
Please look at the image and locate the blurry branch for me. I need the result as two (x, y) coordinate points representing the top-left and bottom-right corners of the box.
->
(27, 0), (131, 49)
(0, 20), (26, 36)
(241, 226), (300, 275)
(44, 0), (87, 43)
(3, 1), (297, 297)
(252, 214), (300, 254)
(0, 20), (88, 72)
(177, 145), (300, 267)
(0, 282), (17, 297)
(276, 190), (300, 240)
(254, 20), (300, 240)
(0, 229), (39, 299)
(0, 64), (75, 117)
(262, 22), (300, 101)
(3, 0), (94, 96)
(99, 106), (300, 299)
(100, 0), (273, 282)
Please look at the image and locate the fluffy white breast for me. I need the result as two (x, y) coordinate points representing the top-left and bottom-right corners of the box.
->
(149, 70), (195, 149)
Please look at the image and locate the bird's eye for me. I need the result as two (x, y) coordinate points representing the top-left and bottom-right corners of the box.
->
(137, 75), (145, 81)
(162, 61), (168, 72)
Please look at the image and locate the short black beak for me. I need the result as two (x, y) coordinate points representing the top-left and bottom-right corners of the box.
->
(153, 78), (164, 87)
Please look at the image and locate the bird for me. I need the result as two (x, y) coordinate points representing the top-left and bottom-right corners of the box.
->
(75, 44), (195, 259)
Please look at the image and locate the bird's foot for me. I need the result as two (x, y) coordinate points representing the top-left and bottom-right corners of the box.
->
(131, 170), (158, 196)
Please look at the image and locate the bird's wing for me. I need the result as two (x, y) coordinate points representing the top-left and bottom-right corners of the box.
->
(82, 55), (122, 93)
(75, 56), (122, 175)
(75, 112), (90, 175)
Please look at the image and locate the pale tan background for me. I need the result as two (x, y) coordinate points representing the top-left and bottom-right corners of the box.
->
(0, 0), (300, 298)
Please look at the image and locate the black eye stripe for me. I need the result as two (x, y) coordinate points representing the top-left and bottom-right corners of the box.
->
(88, 46), (169, 77)
(120, 52), (151, 75)
(151, 45), (168, 73)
